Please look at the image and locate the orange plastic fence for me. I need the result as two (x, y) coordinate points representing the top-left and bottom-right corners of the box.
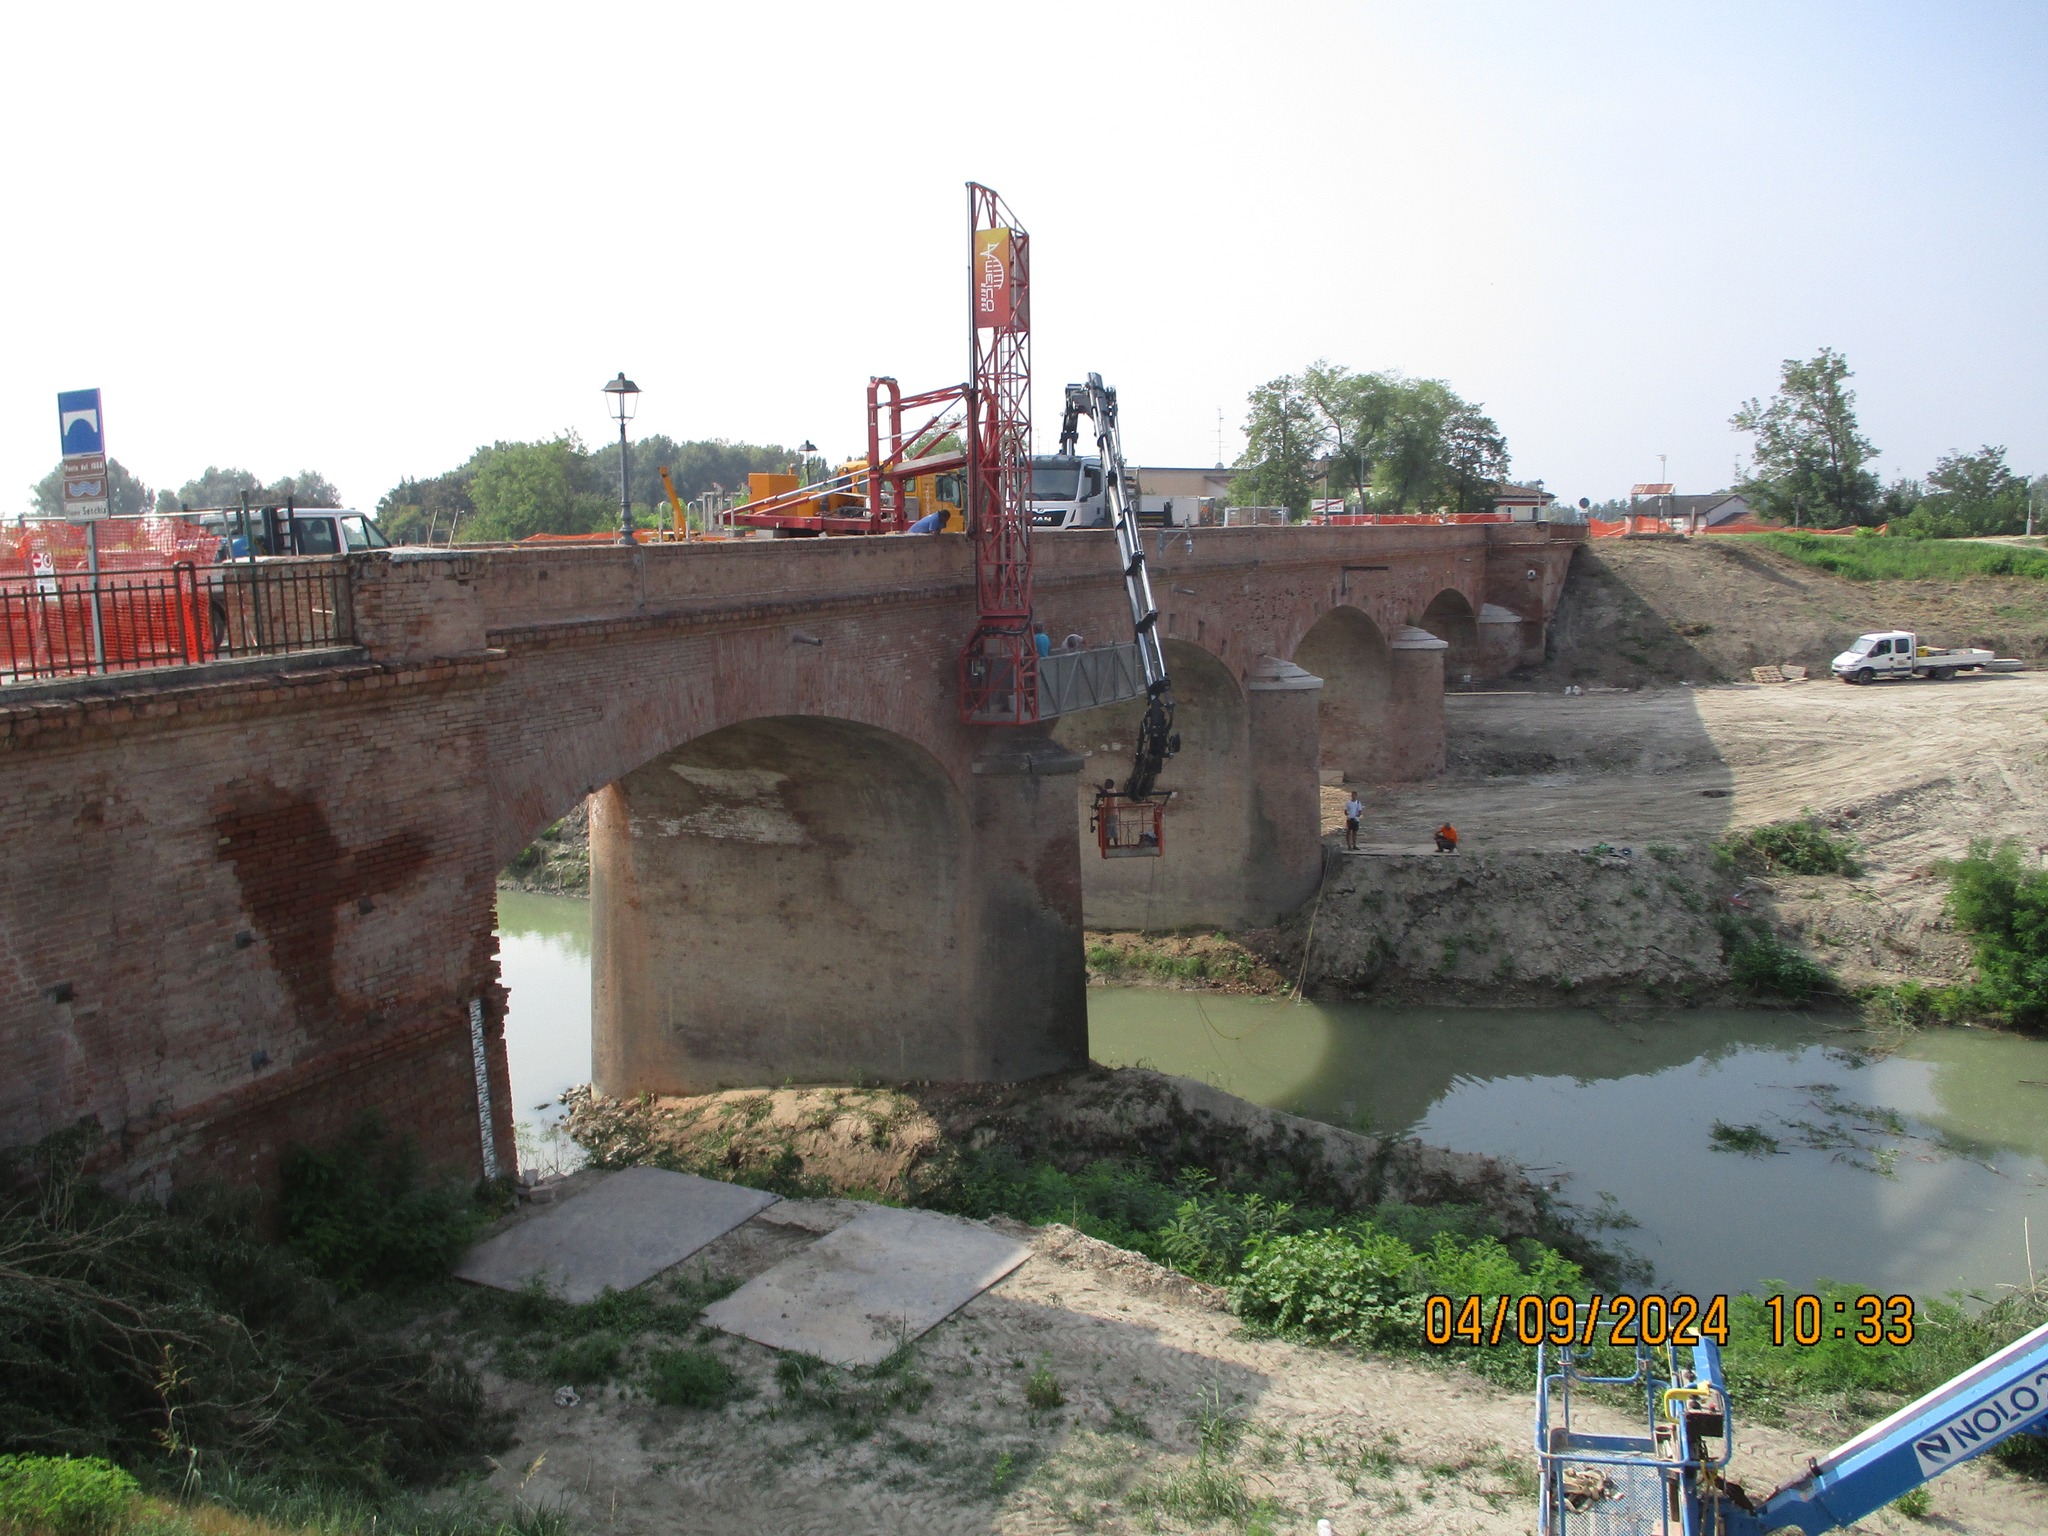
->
(2, 517), (223, 576)
(1, 563), (212, 679)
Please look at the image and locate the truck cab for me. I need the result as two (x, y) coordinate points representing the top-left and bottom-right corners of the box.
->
(1030, 454), (1115, 529)
(194, 507), (392, 557)
(1832, 630), (1993, 683)
(1029, 455), (1195, 530)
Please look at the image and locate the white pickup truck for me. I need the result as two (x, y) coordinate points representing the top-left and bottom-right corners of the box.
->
(1832, 630), (1994, 683)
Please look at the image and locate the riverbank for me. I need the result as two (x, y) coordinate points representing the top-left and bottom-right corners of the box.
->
(464, 1067), (2048, 1535)
(560, 1064), (1600, 1273)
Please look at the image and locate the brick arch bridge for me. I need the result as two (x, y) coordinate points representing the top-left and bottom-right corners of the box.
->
(0, 523), (1579, 1194)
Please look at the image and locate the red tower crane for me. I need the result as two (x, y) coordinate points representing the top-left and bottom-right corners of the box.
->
(957, 182), (1039, 726)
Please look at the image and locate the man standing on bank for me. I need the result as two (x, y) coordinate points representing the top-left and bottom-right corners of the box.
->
(1344, 790), (1363, 851)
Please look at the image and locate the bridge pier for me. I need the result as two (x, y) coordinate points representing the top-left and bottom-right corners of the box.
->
(1386, 626), (1449, 779)
(1056, 646), (1324, 929)
(591, 720), (1086, 1097)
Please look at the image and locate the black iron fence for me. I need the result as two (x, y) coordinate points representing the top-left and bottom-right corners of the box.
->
(0, 560), (355, 684)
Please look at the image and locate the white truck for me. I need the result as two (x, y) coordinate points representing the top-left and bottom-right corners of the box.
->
(1831, 630), (1994, 683)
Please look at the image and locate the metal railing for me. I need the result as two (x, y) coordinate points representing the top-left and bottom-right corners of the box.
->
(1, 559), (354, 685)
(1037, 642), (1149, 717)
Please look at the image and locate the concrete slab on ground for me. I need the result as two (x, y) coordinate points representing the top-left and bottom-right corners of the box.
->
(702, 1205), (1031, 1367)
(456, 1166), (778, 1303)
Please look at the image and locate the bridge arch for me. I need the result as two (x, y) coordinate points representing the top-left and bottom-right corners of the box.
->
(589, 714), (1015, 1095)
(1051, 640), (1249, 929)
(1419, 588), (1481, 684)
(1291, 606), (1393, 785)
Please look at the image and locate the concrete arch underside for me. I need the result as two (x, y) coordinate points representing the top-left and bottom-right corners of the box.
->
(590, 714), (1087, 1095)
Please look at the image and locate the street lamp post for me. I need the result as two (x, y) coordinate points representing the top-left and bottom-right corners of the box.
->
(797, 439), (818, 483)
(603, 372), (641, 544)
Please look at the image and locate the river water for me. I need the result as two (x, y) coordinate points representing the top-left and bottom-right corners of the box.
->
(496, 891), (2048, 1300)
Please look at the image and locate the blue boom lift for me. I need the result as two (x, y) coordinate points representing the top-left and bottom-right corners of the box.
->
(1536, 1317), (2048, 1533)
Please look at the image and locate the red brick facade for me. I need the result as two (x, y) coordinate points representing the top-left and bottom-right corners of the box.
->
(0, 527), (1579, 1195)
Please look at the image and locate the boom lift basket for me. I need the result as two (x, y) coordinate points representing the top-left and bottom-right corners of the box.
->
(1093, 790), (1170, 858)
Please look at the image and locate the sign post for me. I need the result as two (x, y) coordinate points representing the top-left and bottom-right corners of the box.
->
(57, 389), (110, 671)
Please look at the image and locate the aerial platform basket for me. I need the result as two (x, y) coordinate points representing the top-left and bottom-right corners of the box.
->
(1093, 790), (1171, 858)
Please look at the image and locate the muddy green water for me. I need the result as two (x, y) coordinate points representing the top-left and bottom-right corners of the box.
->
(496, 892), (2048, 1300)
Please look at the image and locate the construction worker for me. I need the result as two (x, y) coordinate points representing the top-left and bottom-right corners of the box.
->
(1033, 622), (1051, 658)
(1343, 790), (1363, 851)
(909, 509), (946, 534)
(1435, 822), (1459, 854)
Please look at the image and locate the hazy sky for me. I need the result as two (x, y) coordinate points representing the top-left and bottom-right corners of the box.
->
(4, 2), (2042, 513)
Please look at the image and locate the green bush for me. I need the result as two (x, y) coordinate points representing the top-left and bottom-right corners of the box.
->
(0, 1457), (138, 1536)
(643, 1347), (734, 1409)
(279, 1115), (494, 1293)
(1717, 817), (1860, 877)
(543, 1332), (623, 1386)
(1727, 932), (1829, 1000)
(1939, 839), (2048, 1029)
(1230, 1227), (1423, 1346)
(0, 1123), (496, 1488)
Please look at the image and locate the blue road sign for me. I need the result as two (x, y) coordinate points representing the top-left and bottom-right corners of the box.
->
(57, 389), (105, 456)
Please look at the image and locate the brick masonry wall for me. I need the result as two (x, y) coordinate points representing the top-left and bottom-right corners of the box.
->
(0, 526), (1579, 1197)
(0, 655), (510, 1197)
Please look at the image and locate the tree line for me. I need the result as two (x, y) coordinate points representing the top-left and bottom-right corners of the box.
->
(374, 433), (797, 543)
(1232, 361), (1514, 518)
(1732, 347), (2043, 537)
(25, 462), (341, 519)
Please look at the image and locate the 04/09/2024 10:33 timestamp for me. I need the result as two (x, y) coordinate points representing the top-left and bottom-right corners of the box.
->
(1421, 1293), (1916, 1348)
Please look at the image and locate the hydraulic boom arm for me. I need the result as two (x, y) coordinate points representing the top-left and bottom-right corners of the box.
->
(1731, 1317), (2048, 1533)
(1061, 373), (1177, 797)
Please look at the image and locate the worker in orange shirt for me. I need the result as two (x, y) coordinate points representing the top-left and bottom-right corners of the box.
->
(1434, 822), (1459, 854)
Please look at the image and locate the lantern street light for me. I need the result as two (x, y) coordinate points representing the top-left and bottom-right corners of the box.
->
(603, 372), (641, 544)
(797, 440), (818, 483)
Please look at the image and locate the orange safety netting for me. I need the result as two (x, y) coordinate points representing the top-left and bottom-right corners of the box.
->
(2, 517), (224, 576)
(2, 521), (221, 678)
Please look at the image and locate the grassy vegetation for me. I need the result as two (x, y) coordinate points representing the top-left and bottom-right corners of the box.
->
(279, 1118), (502, 1294)
(1716, 817), (1861, 878)
(1743, 530), (2048, 582)
(0, 1122), (499, 1491)
(1858, 839), (2048, 1034)
(444, 1267), (738, 1390)
(1083, 933), (1274, 989)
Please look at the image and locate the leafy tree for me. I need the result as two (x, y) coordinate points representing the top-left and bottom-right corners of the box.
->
(1875, 476), (1923, 524)
(1730, 347), (1880, 525)
(265, 469), (341, 507)
(375, 468), (476, 544)
(1374, 378), (1460, 512)
(1234, 373), (1325, 516)
(585, 434), (791, 527)
(1940, 839), (2048, 1028)
(459, 435), (611, 541)
(1896, 445), (2029, 538)
(159, 465), (342, 511)
(1299, 361), (1402, 503)
(28, 457), (155, 518)
(1438, 402), (1513, 514)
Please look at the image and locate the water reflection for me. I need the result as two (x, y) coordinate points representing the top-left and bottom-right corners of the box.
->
(1091, 992), (2048, 1300)
(492, 893), (2048, 1299)
(496, 891), (592, 1144)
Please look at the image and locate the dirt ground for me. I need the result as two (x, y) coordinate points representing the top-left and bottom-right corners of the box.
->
(1530, 537), (2048, 689)
(1318, 671), (2048, 995)
(477, 1201), (2048, 1536)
